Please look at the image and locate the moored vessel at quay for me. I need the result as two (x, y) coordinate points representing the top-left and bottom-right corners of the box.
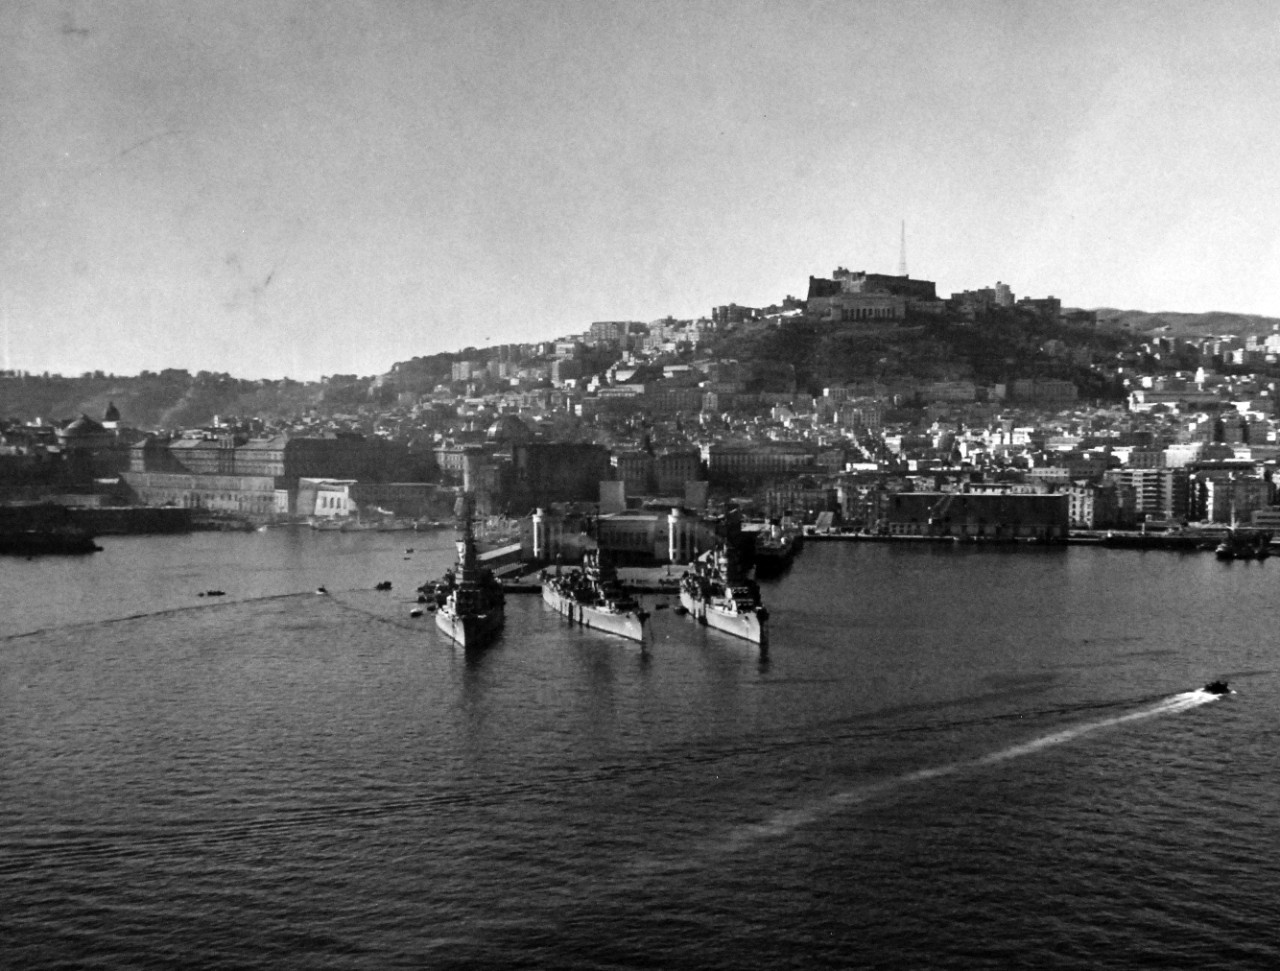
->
(752, 519), (801, 576)
(0, 524), (100, 555)
(422, 495), (504, 649)
(542, 548), (649, 643)
(0, 504), (101, 555)
(679, 543), (769, 645)
(1214, 527), (1272, 561)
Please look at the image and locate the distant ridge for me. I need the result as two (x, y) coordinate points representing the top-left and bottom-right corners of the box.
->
(1094, 308), (1280, 338)
(6, 305), (1280, 424)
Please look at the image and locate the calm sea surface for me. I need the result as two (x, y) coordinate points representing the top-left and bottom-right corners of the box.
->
(3, 530), (1278, 969)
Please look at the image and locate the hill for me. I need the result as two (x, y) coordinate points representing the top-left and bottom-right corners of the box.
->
(710, 308), (1132, 399)
(4, 306), (1276, 426)
(0, 371), (327, 428)
(1094, 308), (1280, 339)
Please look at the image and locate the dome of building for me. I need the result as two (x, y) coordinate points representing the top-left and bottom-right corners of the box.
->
(61, 414), (106, 438)
(104, 401), (121, 423)
(56, 413), (113, 451)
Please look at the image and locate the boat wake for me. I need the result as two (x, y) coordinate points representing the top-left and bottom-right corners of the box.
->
(970, 688), (1217, 767)
(716, 689), (1221, 856)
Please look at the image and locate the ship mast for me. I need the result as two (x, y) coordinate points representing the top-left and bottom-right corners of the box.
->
(455, 492), (478, 571)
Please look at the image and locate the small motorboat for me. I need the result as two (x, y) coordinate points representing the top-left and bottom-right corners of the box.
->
(315, 586), (328, 595)
(1203, 680), (1231, 695)
(375, 581), (393, 591)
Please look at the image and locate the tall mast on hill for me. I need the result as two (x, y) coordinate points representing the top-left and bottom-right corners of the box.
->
(897, 220), (908, 277)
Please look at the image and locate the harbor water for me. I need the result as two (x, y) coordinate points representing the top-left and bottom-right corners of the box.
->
(3, 530), (1279, 968)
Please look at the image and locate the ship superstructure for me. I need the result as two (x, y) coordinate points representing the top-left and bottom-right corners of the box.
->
(542, 548), (649, 643)
(679, 543), (769, 645)
(427, 494), (505, 648)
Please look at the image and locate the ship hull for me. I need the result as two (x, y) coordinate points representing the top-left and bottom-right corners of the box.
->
(679, 588), (768, 645)
(435, 606), (503, 649)
(543, 584), (647, 643)
(0, 531), (100, 556)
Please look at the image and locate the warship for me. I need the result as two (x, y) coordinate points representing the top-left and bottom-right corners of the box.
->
(679, 543), (769, 645)
(425, 494), (505, 648)
(542, 548), (649, 643)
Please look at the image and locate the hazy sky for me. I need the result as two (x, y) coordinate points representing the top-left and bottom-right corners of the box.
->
(3, 0), (1278, 380)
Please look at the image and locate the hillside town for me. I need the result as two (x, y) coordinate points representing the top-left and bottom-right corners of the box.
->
(5, 263), (1280, 560)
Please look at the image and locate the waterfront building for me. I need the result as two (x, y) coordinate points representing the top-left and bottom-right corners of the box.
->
(530, 504), (715, 566)
(123, 471), (282, 517)
(1190, 471), (1272, 524)
(131, 432), (410, 482)
(594, 511), (669, 564)
(303, 479), (357, 519)
(122, 432), (421, 518)
(879, 492), (1069, 542)
(762, 482), (839, 522)
(1065, 481), (1133, 529)
(1103, 468), (1190, 521)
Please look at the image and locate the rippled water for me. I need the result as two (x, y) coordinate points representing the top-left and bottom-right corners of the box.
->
(3, 533), (1278, 968)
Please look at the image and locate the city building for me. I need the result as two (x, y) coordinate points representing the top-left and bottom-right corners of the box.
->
(529, 504), (717, 566)
(1103, 468), (1191, 521)
(510, 443), (612, 508)
(879, 492), (1069, 541)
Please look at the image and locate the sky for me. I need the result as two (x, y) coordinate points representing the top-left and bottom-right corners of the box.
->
(3, 0), (1279, 381)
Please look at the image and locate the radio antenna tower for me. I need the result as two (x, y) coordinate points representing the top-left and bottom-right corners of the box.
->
(897, 220), (908, 277)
